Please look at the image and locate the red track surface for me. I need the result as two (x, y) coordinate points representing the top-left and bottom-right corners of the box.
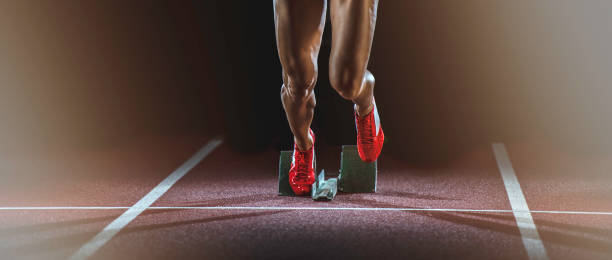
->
(1, 136), (611, 259)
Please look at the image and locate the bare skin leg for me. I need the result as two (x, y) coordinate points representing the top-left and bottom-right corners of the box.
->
(274, 0), (327, 151)
(329, 0), (378, 116)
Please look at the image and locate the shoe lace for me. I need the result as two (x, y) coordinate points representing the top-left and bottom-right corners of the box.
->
(294, 150), (312, 182)
(358, 115), (375, 145)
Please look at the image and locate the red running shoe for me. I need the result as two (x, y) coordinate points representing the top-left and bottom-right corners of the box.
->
(355, 100), (384, 162)
(289, 129), (316, 195)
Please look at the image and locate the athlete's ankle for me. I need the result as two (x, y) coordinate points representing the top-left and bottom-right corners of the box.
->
(355, 98), (374, 117)
(294, 135), (313, 151)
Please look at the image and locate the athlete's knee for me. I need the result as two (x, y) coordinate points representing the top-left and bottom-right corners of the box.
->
(330, 67), (371, 100)
(280, 69), (317, 103)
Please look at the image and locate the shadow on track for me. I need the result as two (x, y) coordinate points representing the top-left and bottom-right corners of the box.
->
(346, 196), (612, 255)
(170, 193), (280, 207)
(2, 209), (288, 258)
(453, 211), (612, 255)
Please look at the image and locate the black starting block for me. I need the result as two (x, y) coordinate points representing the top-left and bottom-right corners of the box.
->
(277, 145), (377, 200)
(338, 145), (377, 193)
(277, 150), (294, 196)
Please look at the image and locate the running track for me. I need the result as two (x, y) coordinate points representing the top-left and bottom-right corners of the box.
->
(1, 134), (611, 260)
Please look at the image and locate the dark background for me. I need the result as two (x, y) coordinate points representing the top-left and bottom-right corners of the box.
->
(2, 1), (611, 161)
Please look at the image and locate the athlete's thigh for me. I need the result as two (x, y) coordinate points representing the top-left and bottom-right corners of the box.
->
(274, 0), (327, 87)
(329, 0), (378, 77)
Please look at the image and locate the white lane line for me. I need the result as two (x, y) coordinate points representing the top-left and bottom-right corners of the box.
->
(68, 137), (223, 260)
(530, 210), (612, 215)
(150, 207), (513, 212)
(0, 207), (130, 210)
(2, 206), (612, 215)
(493, 143), (549, 260)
